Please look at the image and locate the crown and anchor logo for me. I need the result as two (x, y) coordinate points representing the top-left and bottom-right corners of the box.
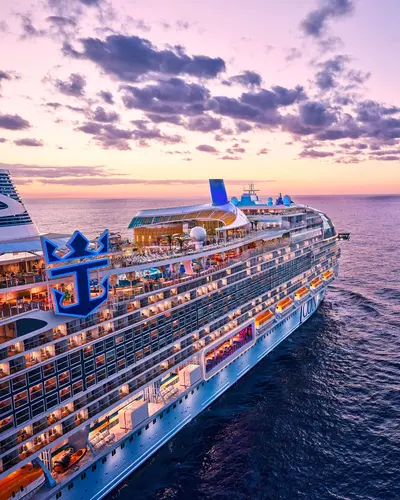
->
(41, 230), (110, 318)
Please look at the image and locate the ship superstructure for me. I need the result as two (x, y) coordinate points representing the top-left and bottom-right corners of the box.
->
(0, 173), (341, 500)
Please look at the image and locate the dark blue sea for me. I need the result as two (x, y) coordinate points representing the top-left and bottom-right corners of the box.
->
(26, 195), (400, 500)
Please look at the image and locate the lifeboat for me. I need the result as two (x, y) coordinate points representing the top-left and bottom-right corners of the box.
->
(294, 286), (309, 300)
(0, 464), (45, 500)
(255, 310), (274, 328)
(310, 277), (323, 289)
(276, 297), (293, 313)
(53, 447), (87, 474)
(322, 270), (333, 281)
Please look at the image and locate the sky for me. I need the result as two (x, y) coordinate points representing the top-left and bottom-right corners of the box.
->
(0, 0), (399, 198)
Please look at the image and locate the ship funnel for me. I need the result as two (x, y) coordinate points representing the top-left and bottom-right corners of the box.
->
(209, 179), (229, 206)
(0, 169), (39, 242)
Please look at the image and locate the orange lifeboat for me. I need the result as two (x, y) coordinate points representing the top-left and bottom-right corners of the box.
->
(53, 447), (87, 474)
(310, 277), (322, 289)
(0, 464), (44, 500)
(295, 286), (309, 300)
(322, 270), (333, 281)
(255, 310), (274, 328)
(276, 297), (293, 312)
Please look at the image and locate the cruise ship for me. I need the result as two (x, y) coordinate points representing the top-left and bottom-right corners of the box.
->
(0, 171), (341, 500)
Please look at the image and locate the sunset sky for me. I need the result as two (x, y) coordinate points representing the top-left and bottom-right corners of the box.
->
(0, 0), (399, 198)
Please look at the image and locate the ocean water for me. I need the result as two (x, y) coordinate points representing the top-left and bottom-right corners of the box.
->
(26, 195), (400, 500)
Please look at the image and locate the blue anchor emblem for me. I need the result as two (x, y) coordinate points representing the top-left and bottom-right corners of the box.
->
(41, 230), (110, 318)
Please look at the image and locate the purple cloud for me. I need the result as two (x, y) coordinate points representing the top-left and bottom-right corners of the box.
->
(224, 71), (263, 88)
(54, 73), (86, 97)
(98, 90), (114, 105)
(219, 155), (241, 160)
(0, 113), (30, 130)
(64, 34), (226, 81)
(122, 78), (210, 115)
(196, 144), (218, 153)
(300, 149), (334, 158)
(285, 48), (302, 62)
(14, 138), (44, 147)
(146, 114), (183, 125)
(0, 71), (12, 82)
(93, 106), (119, 123)
(187, 115), (221, 132)
(301, 0), (354, 38)
(19, 13), (46, 39)
(315, 55), (349, 90)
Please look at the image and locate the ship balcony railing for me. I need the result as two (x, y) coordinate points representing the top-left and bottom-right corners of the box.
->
(0, 300), (51, 320)
(0, 401), (12, 416)
(0, 420), (13, 435)
(0, 272), (45, 290)
(62, 422), (77, 434)
(18, 448), (34, 461)
(7, 345), (23, 357)
(1, 456), (19, 472)
(53, 330), (67, 340)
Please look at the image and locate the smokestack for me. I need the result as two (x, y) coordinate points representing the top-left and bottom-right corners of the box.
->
(209, 179), (229, 206)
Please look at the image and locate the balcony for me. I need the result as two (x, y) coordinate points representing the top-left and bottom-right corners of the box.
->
(0, 272), (45, 290)
(0, 299), (51, 319)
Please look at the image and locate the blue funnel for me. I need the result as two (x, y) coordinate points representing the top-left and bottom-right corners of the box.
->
(209, 179), (229, 206)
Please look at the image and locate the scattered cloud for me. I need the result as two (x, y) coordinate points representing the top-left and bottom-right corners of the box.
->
(122, 77), (210, 117)
(257, 148), (269, 155)
(19, 13), (46, 39)
(301, 0), (354, 38)
(285, 48), (302, 62)
(219, 155), (241, 160)
(46, 16), (77, 28)
(14, 138), (44, 147)
(4, 163), (118, 179)
(127, 18), (151, 32)
(77, 120), (182, 149)
(53, 73), (86, 97)
(0, 71), (12, 83)
(98, 90), (114, 104)
(299, 148), (334, 158)
(45, 101), (63, 109)
(0, 113), (30, 130)
(196, 144), (218, 153)
(223, 71), (262, 88)
(64, 34), (226, 81)
(315, 55), (349, 90)
(186, 115), (221, 132)
(92, 106), (119, 123)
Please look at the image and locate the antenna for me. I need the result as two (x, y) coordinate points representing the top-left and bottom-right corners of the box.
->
(243, 182), (260, 194)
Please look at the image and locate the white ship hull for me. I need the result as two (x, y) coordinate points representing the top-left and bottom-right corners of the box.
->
(43, 288), (326, 500)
